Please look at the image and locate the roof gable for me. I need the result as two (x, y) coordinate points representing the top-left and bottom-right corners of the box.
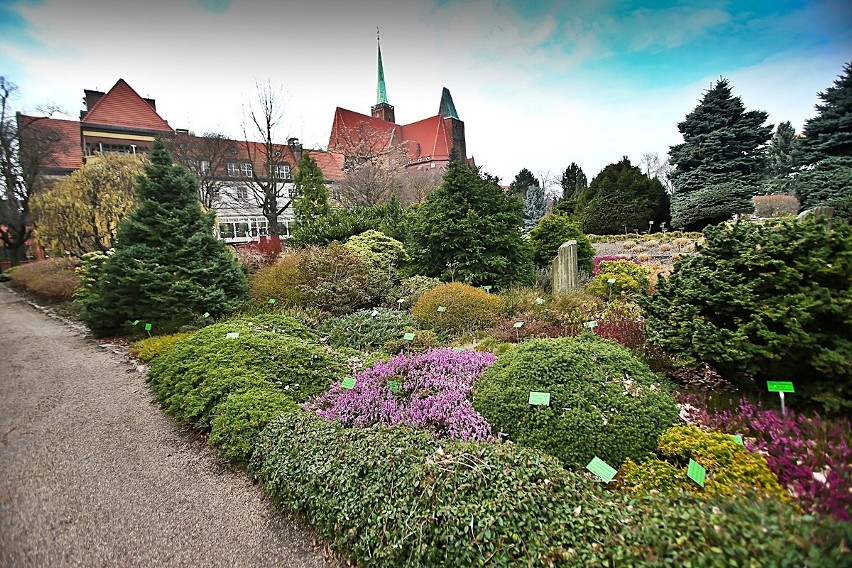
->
(81, 79), (172, 133)
(400, 115), (451, 162)
(328, 107), (400, 156)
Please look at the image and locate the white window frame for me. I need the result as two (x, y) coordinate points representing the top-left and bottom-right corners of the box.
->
(241, 162), (253, 177)
(227, 162), (239, 177)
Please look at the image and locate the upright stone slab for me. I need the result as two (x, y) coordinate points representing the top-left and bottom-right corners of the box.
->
(551, 240), (579, 293)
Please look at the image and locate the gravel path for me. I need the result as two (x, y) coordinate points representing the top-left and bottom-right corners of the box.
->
(0, 285), (341, 568)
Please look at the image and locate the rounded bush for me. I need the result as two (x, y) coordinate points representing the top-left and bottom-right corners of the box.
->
(319, 308), (416, 351)
(588, 259), (651, 298)
(386, 275), (442, 308)
(412, 282), (504, 334)
(343, 229), (409, 270)
(129, 332), (192, 361)
(8, 257), (80, 301)
(209, 387), (297, 467)
(473, 335), (679, 469)
(148, 315), (345, 427)
(619, 425), (789, 501)
(249, 252), (306, 307)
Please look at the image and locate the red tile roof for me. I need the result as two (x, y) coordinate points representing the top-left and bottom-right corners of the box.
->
(400, 115), (451, 162)
(328, 107), (400, 156)
(81, 79), (172, 133)
(17, 115), (82, 170)
(305, 150), (346, 181)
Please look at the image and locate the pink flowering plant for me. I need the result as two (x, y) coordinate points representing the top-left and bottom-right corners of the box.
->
(686, 397), (852, 521)
(308, 348), (496, 440)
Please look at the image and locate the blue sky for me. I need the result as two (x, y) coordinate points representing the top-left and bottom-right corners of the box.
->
(1, 0), (850, 189)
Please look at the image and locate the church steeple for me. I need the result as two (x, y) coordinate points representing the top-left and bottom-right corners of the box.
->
(371, 28), (395, 123)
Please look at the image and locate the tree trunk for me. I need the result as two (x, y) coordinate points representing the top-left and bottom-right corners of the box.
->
(7, 243), (24, 267)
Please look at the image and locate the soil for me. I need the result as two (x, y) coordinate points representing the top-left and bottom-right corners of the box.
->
(0, 284), (343, 568)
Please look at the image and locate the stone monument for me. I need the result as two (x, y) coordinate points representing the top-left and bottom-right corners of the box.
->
(551, 240), (579, 293)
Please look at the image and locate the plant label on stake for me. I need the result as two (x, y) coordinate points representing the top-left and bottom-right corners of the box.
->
(268, 298), (276, 305)
(371, 310), (379, 317)
(341, 377), (356, 389)
(144, 323), (152, 332)
(731, 435), (744, 445)
(437, 306), (447, 312)
(528, 392), (550, 406)
(586, 457), (617, 483)
(607, 278), (616, 284)
(583, 321), (598, 334)
(403, 332), (415, 341)
(767, 381), (794, 418)
(513, 321), (524, 328)
(226, 332), (239, 339)
(202, 312), (210, 319)
(132, 320), (140, 326)
(482, 285), (492, 293)
(389, 380), (400, 393)
(687, 459), (706, 487)
(535, 297), (545, 305)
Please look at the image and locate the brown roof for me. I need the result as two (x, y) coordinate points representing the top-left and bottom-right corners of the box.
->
(17, 115), (82, 170)
(81, 79), (172, 133)
(305, 150), (346, 182)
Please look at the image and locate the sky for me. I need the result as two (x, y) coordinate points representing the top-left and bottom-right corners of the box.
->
(1, 0), (850, 190)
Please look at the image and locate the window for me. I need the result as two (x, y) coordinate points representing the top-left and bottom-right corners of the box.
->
(241, 162), (253, 177)
(200, 160), (211, 175)
(274, 163), (291, 180)
(227, 162), (239, 177)
(235, 186), (248, 200)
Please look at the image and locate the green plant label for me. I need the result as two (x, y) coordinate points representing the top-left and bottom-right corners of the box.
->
(731, 435), (744, 445)
(268, 298), (276, 305)
(132, 320), (140, 326)
(403, 332), (415, 341)
(583, 321), (598, 328)
(767, 381), (794, 393)
(607, 278), (616, 284)
(586, 457), (617, 483)
(397, 298), (405, 304)
(482, 285), (492, 292)
(535, 297), (545, 305)
(687, 459), (706, 487)
(341, 377), (356, 389)
(513, 321), (524, 328)
(371, 310), (379, 317)
(144, 323), (152, 331)
(389, 380), (400, 393)
(528, 391), (550, 406)
(453, 347), (463, 352)
(437, 306), (447, 312)
(202, 312), (210, 319)
(226, 332), (239, 339)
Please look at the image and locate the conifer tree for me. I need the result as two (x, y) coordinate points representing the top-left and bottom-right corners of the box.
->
(80, 139), (247, 337)
(408, 162), (534, 287)
(554, 162), (587, 215)
(668, 79), (772, 230)
(762, 121), (799, 195)
(522, 183), (546, 231)
(796, 62), (852, 216)
(508, 168), (539, 196)
(292, 152), (330, 231)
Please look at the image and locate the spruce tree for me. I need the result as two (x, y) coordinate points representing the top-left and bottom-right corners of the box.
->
(762, 121), (799, 195)
(522, 183), (546, 231)
(554, 162), (587, 215)
(579, 157), (669, 234)
(408, 162), (534, 288)
(796, 62), (852, 216)
(81, 139), (247, 337)
(508, 168), (539, 196)
(668, 79), (772, 230)
(292, 152), (330, 232)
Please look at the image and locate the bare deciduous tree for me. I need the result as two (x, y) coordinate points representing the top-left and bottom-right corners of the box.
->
(399, 168), (442, 206)
(167, 131), (236, 209)
(640, 151), (674, 193)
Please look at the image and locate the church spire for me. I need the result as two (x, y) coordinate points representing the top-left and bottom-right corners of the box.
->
(371, 28), (395, 123)
(376, 28), (388, 105)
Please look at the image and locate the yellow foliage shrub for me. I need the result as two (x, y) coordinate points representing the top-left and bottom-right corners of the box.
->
(412, 282), (504, 334)
(7, 258), (80, 301)
(130, 332), (192, 361)
(248, 252), (306, 307)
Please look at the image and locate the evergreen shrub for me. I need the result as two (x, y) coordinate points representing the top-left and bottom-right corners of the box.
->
(619, 425), (789, 501)
(473, 335), (679, 469)
(296, 244), (390, 315)
(129, 332), (192, 361)
(7, 257), (79, 301)
(551, 290), (603, 326)
(253, 410), (848, 567)
(528, 214), (594, 270)
(208, 387), (297, 468)
(641, 218), (852, 412)
(148, 315), (345, 427)
(319, 308), (416, 351)
(412, 282), (504, 334)
(382, 329), (440, 354)
(588, 259), (651, 298)
(343, 229), (408, 270)
(248, 252), (306, 307)
(385, 275), (442, 308)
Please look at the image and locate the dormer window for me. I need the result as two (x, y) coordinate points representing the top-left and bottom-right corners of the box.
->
(274, 163), (291, 180)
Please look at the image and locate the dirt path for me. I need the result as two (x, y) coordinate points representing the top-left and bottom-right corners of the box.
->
(0, 285), (340, 568)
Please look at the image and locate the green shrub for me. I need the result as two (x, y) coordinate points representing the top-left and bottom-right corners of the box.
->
(473, 335), (679, 469)
(344, 229), (409, 270)
(641, 218), (852, 412)
(319, 308), (416, 351)
(291, 199), (406, 246)
(248, 252), (306, 307)
(528, 214), (595, 270)
(412, 282), (504, 334)
(8, 257), (80, 301)
(208, 387), (297, 468)
(386, 275), (442, 308)
(147, 315), (345, 427)
(619, 425), (789, 501)
(129, 332), (192, 361)
(297, 244), (390, 315)
(551, 290), (603, 325)
(253, 410), (848, 567)
(588, 260), (652, 298)
(497, 285), (557, 319)
(382, 329), (440, 354)
(587, 231), (704, 244)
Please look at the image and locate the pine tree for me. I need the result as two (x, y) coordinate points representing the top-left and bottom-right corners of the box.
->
(579, 157), (669, 234)
(762, 121), (799, 195)
(292, 152), (330, 231)
(554, 162), (587, 215)
(796, 62), (852, 216)
(522, 183), (546, 231)
(508, 168), (539, 196)
(409, 162), (534, 287)
(668, 79), (772, 230)
(81, 139), (248, 337)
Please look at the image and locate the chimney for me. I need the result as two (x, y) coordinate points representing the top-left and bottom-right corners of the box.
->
(288, 137), (303, 161)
